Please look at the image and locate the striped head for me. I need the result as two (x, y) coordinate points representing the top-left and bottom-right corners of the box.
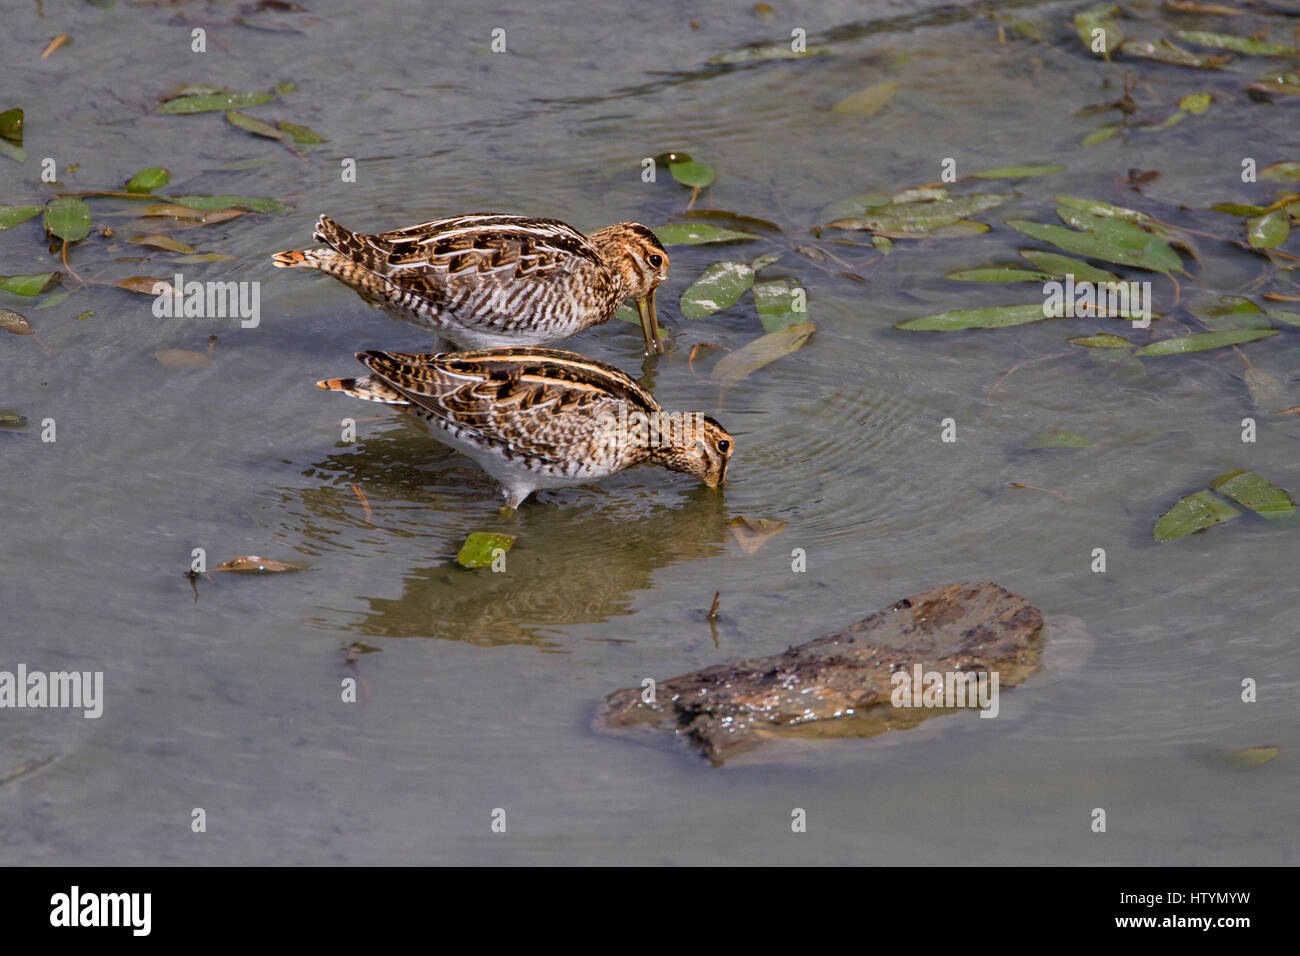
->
(589, 221), (670, 354)
(649, 413), (734, 488)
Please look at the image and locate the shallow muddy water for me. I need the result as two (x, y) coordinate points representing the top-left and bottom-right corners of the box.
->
(2, 0), (1297, 864)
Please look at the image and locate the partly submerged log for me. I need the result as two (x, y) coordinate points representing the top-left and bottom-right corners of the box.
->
(595, 581), (1046, 764)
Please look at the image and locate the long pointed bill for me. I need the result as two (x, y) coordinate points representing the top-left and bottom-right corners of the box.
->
(636, 289), (664, 355)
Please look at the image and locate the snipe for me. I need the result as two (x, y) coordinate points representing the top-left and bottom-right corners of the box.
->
(274, 214), (669, 354)
(316, 347), (733, 508)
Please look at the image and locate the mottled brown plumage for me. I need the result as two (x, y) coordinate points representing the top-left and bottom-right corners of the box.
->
(273, 214), (669, 354)
(316, 347), (733, 507)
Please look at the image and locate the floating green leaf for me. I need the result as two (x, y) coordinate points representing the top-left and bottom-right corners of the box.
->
(680, 261), (754, 319)
(1056, 196), (1152, 223)
(830, 80), (898, 117)
(0, 205), (42, 231)
(155, 90), (277, 114)
(1068, 333), (1132, 348)
(653, 223), (758, 245)
(970, 165), (1066, 179)
(125, 167), (169, 193)
(750, 253), (781, 271)
(1209, 470), (1295, 519)
(946, 267), (1055, 282)
(1007, 219), (1181, 274)
(0, 273), (58, 296)
(1019, 250), (1120, 284)
(1175, 30), (1294, 56)
(165, 194), (290, 213)
(1136, 328), (1277, 355)
(827, 193), (1008, 232)
(752, 279), (806, 331)
(0, 108), (22, 144)
(669, 159), (715, 189)
(226, 110), (286, 142)
(895, 303), (1055, 331)
(1179, 93), (1212, 114)
(277, 120), (326, 144)
(1154, 489), (1242, 542)
(1247, 209), (1290, 248)
(43, 197), (92, 242)
(710, 323), (815, 387)
(456, 532), (516, 568)
(1029, 430), (1094, 448)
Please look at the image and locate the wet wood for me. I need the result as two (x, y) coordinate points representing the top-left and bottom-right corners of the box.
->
(596, 581), (1045, 764)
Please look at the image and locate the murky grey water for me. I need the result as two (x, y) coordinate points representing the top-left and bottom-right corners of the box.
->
(3, 0), (1297, 864)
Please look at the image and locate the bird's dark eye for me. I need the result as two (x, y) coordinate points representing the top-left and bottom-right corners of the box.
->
(648, 254), (663, 268)
(717, 439), (731, 452)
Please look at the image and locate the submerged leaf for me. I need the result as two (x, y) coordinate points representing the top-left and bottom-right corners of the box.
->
(1222, 746), (1279, 767)
(1175, 30), (1294, 56)
(1153, 489), (1242, 542)
(127, 234), (197, 254)
(214, 555), (304, 572)
(1135, 328), (1276, 355)
(154, 348), (211, 368)
(1208, 469), (1295, 518)
(729, 515), (786, 554)
(830, 81), (898, 116)
(0, 309), (33, 335)
(1081, 125), (1120, 146)
(1068, 333), (1132, 348)
(680, 261), (754, 319)
(971, 165), (1066, 179)
(1029, 430), (1094, 448)
(1260, 162), (1300, 183)
(1074, 4), (1123, 55)
(751, 279), (806, 331)
(709, 43), (831, 65)
(710, 323), (815, 387)
(456, 532), (516, 568)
